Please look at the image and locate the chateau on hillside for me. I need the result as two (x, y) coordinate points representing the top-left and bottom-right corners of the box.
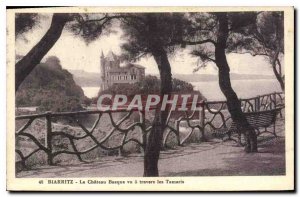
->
(100, 50), (145, 91)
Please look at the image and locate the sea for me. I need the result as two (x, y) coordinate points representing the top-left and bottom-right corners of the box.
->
(82, 79), (282, 101)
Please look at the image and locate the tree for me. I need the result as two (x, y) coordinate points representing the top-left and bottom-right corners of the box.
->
(120, 13), (190, 176)
(215, 13), (258, 152)
(15, 13), (186, 176)
(15, 14), (71, 91)
(227, 12), (285, 90)
(15, 13), (117, 91)
(179, 12), (259, 152)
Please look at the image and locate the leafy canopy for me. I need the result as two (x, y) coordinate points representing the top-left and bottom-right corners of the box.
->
(120, 13), (190, 61)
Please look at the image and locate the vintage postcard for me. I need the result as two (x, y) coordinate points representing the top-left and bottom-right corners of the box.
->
(7, 7), (294, 191)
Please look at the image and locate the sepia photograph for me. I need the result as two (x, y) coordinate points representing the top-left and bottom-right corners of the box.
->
(6, 6), (294, 191)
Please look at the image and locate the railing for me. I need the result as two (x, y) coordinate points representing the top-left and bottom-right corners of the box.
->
(15, 92), (284, 171)
(203, 92), (285, 134)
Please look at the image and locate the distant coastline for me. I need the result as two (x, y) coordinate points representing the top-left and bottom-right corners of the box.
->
(69, 69), (275, 87)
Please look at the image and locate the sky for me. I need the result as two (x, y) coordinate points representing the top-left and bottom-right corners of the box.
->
(15, 14), (277, 76)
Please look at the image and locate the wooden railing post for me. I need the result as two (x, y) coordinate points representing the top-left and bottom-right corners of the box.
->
(200, 102), (206, 142)
(255, 96), (260, 112)
(139, 110), (147, 153)
(273, 92), (277, 109)
(45, 112), (53, 165)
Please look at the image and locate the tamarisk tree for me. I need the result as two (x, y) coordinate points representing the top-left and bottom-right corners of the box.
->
(227, 12), (284, 91)
(16, 12), (186, 176)
(179, 12), (260, 152)
(15, 13), (116, 91)
(120, 13), (190, 176)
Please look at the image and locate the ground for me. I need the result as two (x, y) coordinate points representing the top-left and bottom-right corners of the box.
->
(17, 117), (285, 178)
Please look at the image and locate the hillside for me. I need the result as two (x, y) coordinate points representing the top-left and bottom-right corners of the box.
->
(16, 57), (86, 112)
(68, 69), (101, 87)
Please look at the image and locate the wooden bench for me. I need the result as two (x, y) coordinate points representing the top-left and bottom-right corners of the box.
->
(212, 108), (283, 144)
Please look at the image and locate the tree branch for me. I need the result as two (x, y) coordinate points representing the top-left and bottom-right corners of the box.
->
(182, 39), (216, 46)
(15, 13), (72, 91)
(168, 39), (216, 47)
(229, 50), (268, 57)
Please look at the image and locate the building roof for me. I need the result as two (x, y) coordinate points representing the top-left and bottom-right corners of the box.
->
(106, 50), (118, 61)
(108, 63), (145, 73)
(125, 63), (145, 69)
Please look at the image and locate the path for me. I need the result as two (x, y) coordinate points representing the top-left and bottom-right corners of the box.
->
(17, 133), (285, 178)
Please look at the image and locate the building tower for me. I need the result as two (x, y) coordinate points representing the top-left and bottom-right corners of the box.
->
(100, 51), (106, 90)
(100, 50), (145, 91)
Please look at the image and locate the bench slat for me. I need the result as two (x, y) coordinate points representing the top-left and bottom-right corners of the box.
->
(212, 108), (281, 137)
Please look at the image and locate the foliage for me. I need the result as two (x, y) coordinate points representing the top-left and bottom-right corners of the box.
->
(227, 12), (284, 57)
(65, 13), (119, 44)
(15, 13), (115, 43)
(15, 13), (40, 39)
(16, 56), (85, 112)
(120, 13), (190, 61)
(226, 12), (284, 90)
(15, 13), (121, 91)
(183, 12), (259, 70)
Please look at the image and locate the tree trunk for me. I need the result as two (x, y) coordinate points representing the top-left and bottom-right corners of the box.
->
(271, 45), (284, 91)
(143, 47), (172, 177)
(15, 13), (71, 91)
(272, 61), (285, 91)
(215, 13), (257, 152)
(273, 13), (285, 92)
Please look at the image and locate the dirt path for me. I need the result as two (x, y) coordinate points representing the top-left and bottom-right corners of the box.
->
(17, 132), (285, 178)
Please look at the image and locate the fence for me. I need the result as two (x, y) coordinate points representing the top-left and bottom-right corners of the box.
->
(15, 92), (284, 170)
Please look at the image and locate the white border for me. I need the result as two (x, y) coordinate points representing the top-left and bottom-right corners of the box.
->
(1, 0), (298, 195)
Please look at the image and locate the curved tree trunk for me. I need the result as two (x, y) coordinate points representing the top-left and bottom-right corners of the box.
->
(272, 48), (284, 91)
(144, 47), (172, 177)
(273, 13), (285, 92)
(215, 13), (257, 152)
(15, 13), (71, 91)
(272, 61), (285, 91)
